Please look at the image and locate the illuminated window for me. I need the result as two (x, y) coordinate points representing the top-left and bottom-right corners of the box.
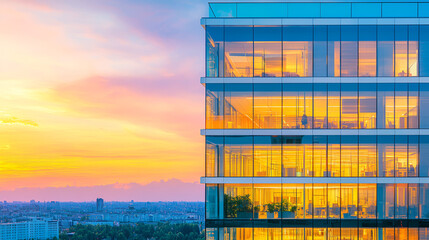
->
(409, 26), (419, 76)
(206, 137), (223, 177)
(313, 84), (328, 129)
(282, 184), (304, 219)
(395, 26), (408, 77)
(254, 26), (282, 77)
(341, 136), (358, 177)
(224, 137), (253, 177)
(359, 83), (377, 129)
(224, 84), (253, 129)
(327, 84), (341, 129)
(283, 84), (313, 129)
(313, 136), (327, 177)
(313, 184), (327, 219)
(377, 184), (394, 219)
(341, 83), (358, 129)
(341, 184), (358, 219)
(254, 136), (281, 177)
(224, 184), (253, 219)
(327, 136), (341, 177)
(253, 84), (282, 129)
(224, 26), (253, 77)
(253, 185), (282, 219)
(358, 184), (376, 219)
(378, 26), (395, 77)
(328, 184), (341, 219)
(282, 136), (312, 177)
(283, 26), (313, 77)
(206, 84), (224, 129)
(359, 136), (377, 177)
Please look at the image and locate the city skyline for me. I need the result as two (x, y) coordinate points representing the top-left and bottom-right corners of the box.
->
(0, 0), (207, 201)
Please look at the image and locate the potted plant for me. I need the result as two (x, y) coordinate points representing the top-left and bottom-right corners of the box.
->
(253, 205), (260, 219)
(281, 199), (297, 219)
(224, 194), (253, 219)
(266, 202), (280, 219)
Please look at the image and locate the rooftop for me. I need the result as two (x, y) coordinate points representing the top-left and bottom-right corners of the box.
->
(208, 1), (429, 18)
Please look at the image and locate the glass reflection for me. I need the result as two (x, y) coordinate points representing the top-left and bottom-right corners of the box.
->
(254, 26), (282, 77)
(224, 26), (253, 77)
(283, 26), (313, 77)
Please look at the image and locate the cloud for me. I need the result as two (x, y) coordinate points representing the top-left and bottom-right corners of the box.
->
(0, 116), (38, 127)
(0, 179), (204, 202)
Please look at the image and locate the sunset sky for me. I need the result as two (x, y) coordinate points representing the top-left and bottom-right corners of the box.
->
(0, 0), (207, 201)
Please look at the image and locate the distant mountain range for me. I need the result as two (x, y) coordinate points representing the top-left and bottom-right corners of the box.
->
(0, 179), (204, 202)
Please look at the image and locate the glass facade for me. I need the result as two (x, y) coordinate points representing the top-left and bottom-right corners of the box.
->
(202, 2), (429, 239)
(206, 25), (429, 78)
(206, 83), (422, 129)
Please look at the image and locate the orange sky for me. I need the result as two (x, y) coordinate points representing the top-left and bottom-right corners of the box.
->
(0, 0), (206, 194)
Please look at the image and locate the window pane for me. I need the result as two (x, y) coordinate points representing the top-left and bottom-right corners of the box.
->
(341, 184), (358, 219)
(313, 184), (327, 219)
(304, 184), (313, 219)
(314, 26), (328, 77)
(341, 136), (358, 177)
(409, 183), (419, 219)
(359, 83), (377, 129)
(359, 26), (376, 77)
(254, 136), (281, 177)
(421, 84), (429, 129)
(254, 84), (282, 129)
(283, 84), (313, 129)
(408, 83), (419, 129)
(395, 83), (408, 129)
(395, 184), (408, 219)
(282, 136), (312, 177)
(206, 136), (223, 177)
(283, 26), (313, 77)
(253, 184), (281, 219)
(254, 26), (282, 77)
(327, 135), (341, 177)
(206, 26), (224, 77)
(408, 135), (419, 177)
(420, 136), (429, 177)
(409, 25), (419, 77)
(313, 83), (327, 129)
(377, 184), (395, 219)
(224, 184), (253, 218)
(377, 26), (394, 77)
(313, 136), (327, 177)
(206, 84), (224, 129)
(341, 26), (358, 77)
(341, 83), (358, 129)
(282, 184), (304, 219)
(328, 26), (341, 77)
(420, 25), (429, 76)
(395, 26), (408, 77)
(224, 137), (253, 177)
(421, 184), (429, 219)
(206, 185), (219, 219)
(358, 184), (376, 219)
(395, 135), (408, 177)
(377, 83), (395, 129)
(224, 83), (253, 129)
(225, 26), (253, 77)
(378, 135), (394, 177)
(328, 184), (340, 219)
(359, 136), (377, 177)
(328, 84), (340, 128)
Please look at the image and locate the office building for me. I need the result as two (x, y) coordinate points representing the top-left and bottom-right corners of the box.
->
(202, 1), (429, 239)
(0, 218), (59, 240)
(96, 198), (104, 212)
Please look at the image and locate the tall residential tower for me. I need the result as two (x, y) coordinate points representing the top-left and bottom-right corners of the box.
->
(202, 1), (429, 239)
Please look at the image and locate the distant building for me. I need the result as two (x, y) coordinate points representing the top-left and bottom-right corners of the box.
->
(0, 218), (59, 240)
(96, 198), (104, 212)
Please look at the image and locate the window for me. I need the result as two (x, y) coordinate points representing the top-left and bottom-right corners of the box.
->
(395, 26), (408, 77)
(224, 84), (253, 129)
(358, 184), (376, 219)
(206, 26), (224, 77)
(359, 136), (377, 177)
(206, 84), (224, 129)
(283, 26), (313, 77)
(254, 26), (282, 77)
(253, 84), (282, 129)
(206, 136), (223, 177)
(378, 26), (395, 77)
(378, 135), (395, 177)
(282, 136), (312, 177)
(224, 26), (253, 77)
(253, 184), (282, 219)
(420, 25), (429, 76)
(341, 83), (358, 129)
(359, 26), (377, 77)
(341, 136), (358, 177)
(409, 25), (419, 76)
(327, 84), (340, 128)
(313, 84), (328, 129)
(314, 26), (328, 77)
(341, 26), (358, 77)
(224, 184), (253, 218)
(224, 137), (253, 177)
(328, 26), (341, 77)
(206, 184), (219, 219)
(359, 83), (377, 129)
(377, 83), (395, 129)
(283, 84), (313, 129)
(254, 136), (281, 177)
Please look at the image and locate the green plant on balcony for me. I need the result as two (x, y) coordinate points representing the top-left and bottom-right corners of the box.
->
(224, 194), (252, 218)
